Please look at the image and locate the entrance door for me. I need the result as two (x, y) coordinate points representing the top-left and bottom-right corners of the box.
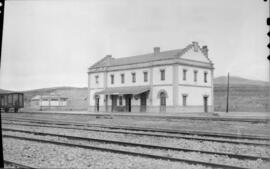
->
(140, 93), (147, 112)
(160, 92), (166, 112)
(95, 96), (99, 112)
(105, 95), (108, 112)
(125, 95), (132, 112)
(111, 95), (117, 112)
(203, 96), (208, 113)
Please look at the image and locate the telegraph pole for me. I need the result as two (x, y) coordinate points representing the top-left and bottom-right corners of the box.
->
(226, 72), (230, 113)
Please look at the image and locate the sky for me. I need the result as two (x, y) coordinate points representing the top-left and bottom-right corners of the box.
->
(0, 0), (269, 91)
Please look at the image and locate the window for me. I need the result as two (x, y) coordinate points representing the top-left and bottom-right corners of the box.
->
(51, 99), (58, 101)
(111, 74), (114, 84)
(143, 72), (148, 82)
(121, 74), (125, 84)
(182, 95), (187, 106)
(95, 75), (99, 84)
(204, 72), (208, 83)
(119, 96), (123, 106)
(194, 70), (198, 82)
(132, 73), (136, 83)
(160, 69), (165, 81)
(183, 69), (187, 81)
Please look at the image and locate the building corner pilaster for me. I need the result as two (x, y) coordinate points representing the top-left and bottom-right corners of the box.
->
(173, 64), (179, 110)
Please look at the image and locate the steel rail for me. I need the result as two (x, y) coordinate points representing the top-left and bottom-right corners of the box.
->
(4, 160), (36, 169)
(3, 117), (270, 141)
(3, 121), (270, 147)
(3, 127), (270, 161)
(3, 134), (251, 169)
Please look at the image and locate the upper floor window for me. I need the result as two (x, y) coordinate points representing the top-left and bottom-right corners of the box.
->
(183, 69), (187, 81)
(143, 72), (148, 82)
(111, 74), (114, 84)
(160, 69), (165, 81)
(204, 72), (208, 83)
(194, 70), (198, 82)
(132, 73), (136, 83)
(95, 75), (99, 84)
(182, 94), (187, 106)
(121, 74), (125, 84)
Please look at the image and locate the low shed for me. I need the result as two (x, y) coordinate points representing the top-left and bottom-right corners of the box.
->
(31, 93), (68, 110)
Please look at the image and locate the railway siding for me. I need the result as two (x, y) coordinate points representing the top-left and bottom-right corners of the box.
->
(3, 123), (270, 157)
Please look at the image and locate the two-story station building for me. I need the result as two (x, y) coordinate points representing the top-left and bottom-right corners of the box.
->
(88, 42), (214, 113)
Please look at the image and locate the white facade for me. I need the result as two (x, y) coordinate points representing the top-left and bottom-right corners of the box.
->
(88, 42), (214, 113)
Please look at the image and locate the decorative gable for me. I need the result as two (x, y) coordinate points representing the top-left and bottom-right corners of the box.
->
(180, 42), (212, 63)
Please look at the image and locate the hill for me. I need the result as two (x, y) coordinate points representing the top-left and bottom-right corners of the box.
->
(214, 76), (268, 86)
(214, 76), (269, 112)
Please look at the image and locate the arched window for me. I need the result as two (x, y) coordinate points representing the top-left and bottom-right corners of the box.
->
(157, 90), (168, 98)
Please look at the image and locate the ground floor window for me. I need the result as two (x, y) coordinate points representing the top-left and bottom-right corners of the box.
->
(182, 94), (187, 106)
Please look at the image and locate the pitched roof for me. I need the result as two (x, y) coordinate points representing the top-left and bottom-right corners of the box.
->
(31, 93), (68, 100)
(90, 42), (211, 69)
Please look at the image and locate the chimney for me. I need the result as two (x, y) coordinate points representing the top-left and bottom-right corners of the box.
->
(105, 55), (112, 66)
(153, 47), (160, 55)
(192, 41), (199, 52)
(202, 46), (208, 57)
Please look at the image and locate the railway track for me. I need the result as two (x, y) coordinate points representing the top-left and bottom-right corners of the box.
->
(3, 120), (270, 147)
(4, 111), (270, 123)
(3, 116), (270, 140)
(4, 160), (36, 169)
(3, 127), (269, 161)
(3, 133), (254, 169)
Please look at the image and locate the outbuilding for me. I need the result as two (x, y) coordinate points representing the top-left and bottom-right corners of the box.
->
(30, 93), (68, 110)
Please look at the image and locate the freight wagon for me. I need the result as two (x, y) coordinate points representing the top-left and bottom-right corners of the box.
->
(0, 92), (24, 112)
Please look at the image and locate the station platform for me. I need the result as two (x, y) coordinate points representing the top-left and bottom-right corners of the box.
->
(17, 109), (270, 122)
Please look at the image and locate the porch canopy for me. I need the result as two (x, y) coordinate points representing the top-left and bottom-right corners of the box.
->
(95, 86), (150, 95)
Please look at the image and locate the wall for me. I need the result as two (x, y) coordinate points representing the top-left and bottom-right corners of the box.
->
(152, 86), (173, 106)
(107, 68), (151, 87)
(152, 65), (173, 85)
(178, 65), (212, 86)
(178, 86), (212, 106)
(89, 72), (105, 89)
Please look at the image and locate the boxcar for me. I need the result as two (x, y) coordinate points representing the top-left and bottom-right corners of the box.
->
(0, 92), (24, 112)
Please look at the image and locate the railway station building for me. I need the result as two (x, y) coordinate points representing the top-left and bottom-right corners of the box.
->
(88, 42), (214, 113)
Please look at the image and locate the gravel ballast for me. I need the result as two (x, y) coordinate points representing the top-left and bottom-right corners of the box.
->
(3, 124), (270, 157)
(3, 130), (270, 169)
(4, 138), (215, 169)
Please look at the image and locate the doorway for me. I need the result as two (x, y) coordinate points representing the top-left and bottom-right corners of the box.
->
(203, 96), (208, 113)
(160, 92), (166, 112)
(125, 95), (132, 112)
(140, 93), (147, 112)
(95, 96), (100, 112)
(111, 95), (117, 112)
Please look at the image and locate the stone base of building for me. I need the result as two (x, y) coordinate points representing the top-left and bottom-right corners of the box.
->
(88, 105), (213, 113)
